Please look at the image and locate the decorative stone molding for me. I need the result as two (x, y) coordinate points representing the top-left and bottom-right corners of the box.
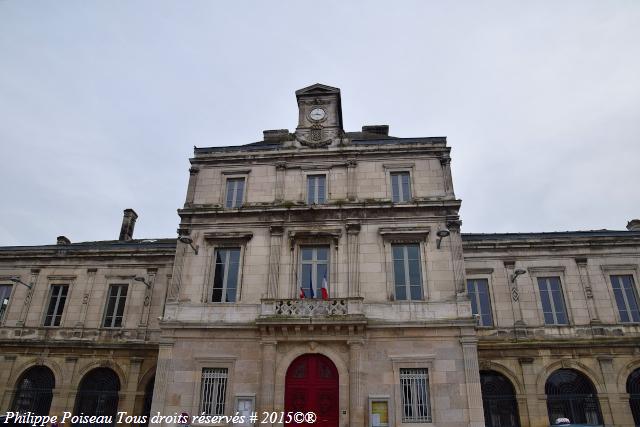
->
(288, 229), (342, 250)
(203, 231), (253, 244)
(378, 226), (430, 242)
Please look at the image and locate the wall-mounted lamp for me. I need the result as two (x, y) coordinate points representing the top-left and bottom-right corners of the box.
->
(178, 236), (199, 255)
(8, 277), (32, 290)
(510, 268), (527, 283)
(133, 277), (151, 289)
(436, 229), (450, 249)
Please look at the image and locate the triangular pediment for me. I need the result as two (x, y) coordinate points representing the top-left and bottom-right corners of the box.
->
(295, 83), (340, 97)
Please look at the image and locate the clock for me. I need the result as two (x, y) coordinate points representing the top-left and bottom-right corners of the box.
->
(309, 107), (326, 121)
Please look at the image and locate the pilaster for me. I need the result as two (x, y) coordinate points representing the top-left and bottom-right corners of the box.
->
(267, 225), (284, 299)
(348, 339), (364, 427)
(460, 337), (484, 427)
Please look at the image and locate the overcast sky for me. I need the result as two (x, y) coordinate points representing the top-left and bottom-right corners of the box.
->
(1, 1), (639, 246)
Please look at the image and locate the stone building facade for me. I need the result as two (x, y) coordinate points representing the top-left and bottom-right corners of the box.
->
(1, 84), (639, 427)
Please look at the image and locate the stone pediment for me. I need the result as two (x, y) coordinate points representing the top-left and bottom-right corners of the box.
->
(295, 83), (341, 97)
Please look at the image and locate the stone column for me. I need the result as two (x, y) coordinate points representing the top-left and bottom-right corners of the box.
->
(61, 356), (80, 414)
(120, 357), (143, 416)
(440, 156), (454, 197)
(346, 222), (361, 298)
(275, 162), (286, 202)
(460, 337), (485, 427)
(168, 244), (186, 302)
(77, 268), (97, 327)
(184, 167), (199, 207)
(346, 160), (357, 201)
(267, 225), (284, 299)
(259, 341), (277, 426)
(519, 357), (545, 427)
(17, 269), (40, 327)
(447, 220), (466, 295)
(348, 340), (364, 427)
(575, 258), (600, 323)
(0, 355), (17, 411)
(597, 356), (627, 426)
(150, 342), (174, 425)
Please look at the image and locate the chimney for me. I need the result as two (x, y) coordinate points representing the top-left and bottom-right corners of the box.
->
(56, 236), (70, 245)
(627, 219), (640, 231)
(362, 125), (389, 136)
(119, 209), (138, 241)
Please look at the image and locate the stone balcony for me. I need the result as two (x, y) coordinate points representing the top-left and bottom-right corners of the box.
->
(259, 297), (366, 323)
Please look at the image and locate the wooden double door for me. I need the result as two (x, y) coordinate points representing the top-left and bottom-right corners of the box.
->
(284, 354), (339, 427)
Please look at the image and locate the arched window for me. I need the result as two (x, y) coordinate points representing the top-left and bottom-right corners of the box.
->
(12, 366), (55, 417)
(74, 367), (120, 426)
(627, 368), (640, 426)
(480, 370), (520, 427)
(545, 369), (602, 425)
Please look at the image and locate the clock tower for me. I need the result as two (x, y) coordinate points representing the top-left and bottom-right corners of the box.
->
(294, 83), (344, 147)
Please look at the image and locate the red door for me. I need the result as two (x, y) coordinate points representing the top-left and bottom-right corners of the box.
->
(285, 354), (339, 427)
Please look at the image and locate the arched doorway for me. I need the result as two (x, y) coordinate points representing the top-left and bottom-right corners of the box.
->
(285, 354), (338, 427)
(627, 368), (640, 426)
(74, 367), (120, 426)
(12, 366), (55, 417)
(545, 369), (602, 425)
(480, 370), (520, 427)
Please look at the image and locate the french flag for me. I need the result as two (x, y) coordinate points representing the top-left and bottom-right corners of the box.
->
(321, 275), (329, 300)
(299, 286), (305, 299)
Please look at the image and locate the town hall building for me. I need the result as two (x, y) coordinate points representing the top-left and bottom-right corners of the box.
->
(1, 84), (640, 427)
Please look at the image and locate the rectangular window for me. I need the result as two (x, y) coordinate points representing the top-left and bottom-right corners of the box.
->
(307, 174), (326, 204)
(43, 284), (69, 327)
(537, 277), (568, 325)
(467, 279), (493, 326)
(0, 284), (12, 322)
(300, 246), (329, 299)
(225, 178), (245, 208)
(611, 275), (640, 323)
(103, 284), (128, 328)
(200, 368), (228, 416)
(212, 248), (241, 302)
(392, 244), (423, 301)
(391, 172), (411, 203)
(399, 368), (431, 423)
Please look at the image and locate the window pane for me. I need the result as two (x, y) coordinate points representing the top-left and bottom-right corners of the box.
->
(477, 282), (493, 326)
(225, 181), (235, 208)
(538, 279), (555, 324)
(307, 176), (316, 204)
(391, 174), (400, 203)
(317, 176), (326, 203)
(408, 258), (421, 286)
(301, 264), (313, 297)
(302, 248), (313, 261)
(401, 173), (411, 201)
(467, 281), (479, 316)
(235, 179), (244, 206)
(317, 247), (328, 261)
(611, 276), (632, 322)
(393, 259), (406, 299)
(410, 285), (422, 300)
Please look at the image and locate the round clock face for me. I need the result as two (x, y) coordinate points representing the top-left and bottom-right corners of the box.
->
(309, 107), (326, 121)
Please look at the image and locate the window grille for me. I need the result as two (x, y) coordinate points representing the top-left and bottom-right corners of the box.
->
(399, 368), (431, 423)
(200, 368), (228, 416)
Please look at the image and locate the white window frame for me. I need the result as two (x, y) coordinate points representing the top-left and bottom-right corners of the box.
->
(43, 283), (70, 327)
(529, 267), (572, 327)
(201, 232), (253, 304)
(0, 282), (15, 325)
(600, 265), (640, 325)
(210, 247), (243, 303)
(391, 244), (424, 301)
(102, 283), (129, 328)
(298, 245), (330, 299)
(383, 164), (415, 203)
(220, 170), (250, 208)
(536, 276), (569, 325)
(306, 173), (327, 205)
(609, 272), (640, 323)
(466, 277), (494, 327)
